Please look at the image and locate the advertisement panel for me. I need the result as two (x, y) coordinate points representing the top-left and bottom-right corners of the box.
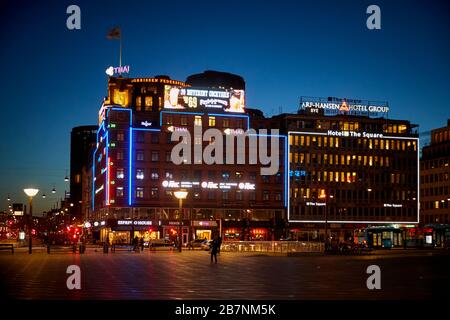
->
(164, 85), (245, 113)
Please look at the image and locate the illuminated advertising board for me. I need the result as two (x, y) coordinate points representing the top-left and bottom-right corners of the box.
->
(300, 96), (389, 117)
(164, 85), (245, 113)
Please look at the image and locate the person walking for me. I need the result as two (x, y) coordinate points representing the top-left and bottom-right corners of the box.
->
(217, 235), (222, 254)
(210, 237), (219, 264)
(139, 237), (144, 252)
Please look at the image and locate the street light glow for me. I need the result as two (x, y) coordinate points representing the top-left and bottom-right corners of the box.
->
(24, 188), (39, 197)
(174, 190), (188, 200)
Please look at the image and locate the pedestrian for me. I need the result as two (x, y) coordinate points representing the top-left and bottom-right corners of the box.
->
(140, 237), (144, 252)
(210, 237), (219, 264)
(133, 236), (139, 252)
(217, 235), (222, 254)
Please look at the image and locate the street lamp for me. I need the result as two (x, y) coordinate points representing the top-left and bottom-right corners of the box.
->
(24, 188), (39, 254)
(174, 190), (188, 252)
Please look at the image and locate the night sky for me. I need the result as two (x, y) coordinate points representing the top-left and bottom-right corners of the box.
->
(0, 0), (449, 214)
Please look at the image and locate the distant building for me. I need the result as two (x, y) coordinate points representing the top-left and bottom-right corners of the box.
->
(70, 125), (98, 219)
(420, 119), (450, 225)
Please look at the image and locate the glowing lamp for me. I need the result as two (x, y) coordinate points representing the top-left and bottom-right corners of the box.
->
(174, 190), (188, 200)
(24, 188), (39, 197)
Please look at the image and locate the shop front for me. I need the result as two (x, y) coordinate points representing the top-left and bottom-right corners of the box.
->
(192, 220), (218, 241)
(96, 219), (158, 245)
(161, 220), (189, 246)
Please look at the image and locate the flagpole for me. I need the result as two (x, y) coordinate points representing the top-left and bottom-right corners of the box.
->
(119, 36), (122, 68)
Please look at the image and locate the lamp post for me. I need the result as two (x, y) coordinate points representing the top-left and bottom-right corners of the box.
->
(24, 188), (39, 254)
(174, 190), (188, 252)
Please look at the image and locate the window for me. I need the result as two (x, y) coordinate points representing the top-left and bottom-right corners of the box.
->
(151, 151), (159, 162)
(222, 190), (229, 200)
(194, 116), (202, 126)
(136, 187), (144, 199)
(116, 151), (124, 160)
(151, 170), (159, 180)
(165, 171), (173, 179)
(116, 187), (124, 197)
(223, 119), (229, 127)
(249, 172), (257, 181)
(208, 171), (215, 180)
(151, 134), (159, 144)
(235, 172), (243, 179)
(165, 116), (173, 125)
(136, 169), (144, 180)
(236, 190), (243, 201)
(166, 151), (172, 162)
(136, 132), (144, 143)
(181, 116), (188, 126)
(145, 96), (153, 110)
(275, 193), (282, 201)
(136, 97), (142, 110)
(263, 191), (270, 201)
(208, 191), (216, 200)
(151, 187), (158, 199)
(249, 191), (256, 201)
(262, 175), (270, 183)
(136, 150), (144, 161)
(209, 116), (216, 127)
(193, 189), (201, 199)
(116, 168), (124, 179)
(195, 137), (202, 145)
(117, 131), (124, 141)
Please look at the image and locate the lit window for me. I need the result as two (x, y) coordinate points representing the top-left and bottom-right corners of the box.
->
(116, 168), (124, 179)
(222, 172), (230, 180)
(117, 132), (124, 141)
(136, 169), (144, 180)
(222, 190), (229, 200)
(136, 97), (142, 111)
(151, 151), (159, 162)
(209, 117), (216, 127)
(235, 172), (242, 179)
(195, 137), (202, 145)
(263, 191), (270, 201)
(151, 187), (158, 199)
(275, 193), (281, 201)
(116, 151), (124, 160)
(194, 116), (202, 126)
(136, 187), (144, 199)
(181, 116), (188, 126)
(223, 119), (229, 127)
(116, 187), (124, 197)
(235, 190), (243, 201)
(145, 96), (153, 110)
(151, 171), (159, 180)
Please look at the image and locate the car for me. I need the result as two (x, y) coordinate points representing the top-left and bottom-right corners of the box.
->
(148, 239), (175, 248)
(201, 239), (213, 250)
(185, 239), (205, 248)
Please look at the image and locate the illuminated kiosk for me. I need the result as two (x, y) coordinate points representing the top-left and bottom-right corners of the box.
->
(90, 73), (286, 245)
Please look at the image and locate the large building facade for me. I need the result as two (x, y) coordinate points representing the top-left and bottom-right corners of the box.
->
(90, 73), (286, 245)
(420, 119), (450, 226)
(276, 97), (419, 243)
(70, 125), (98, 219)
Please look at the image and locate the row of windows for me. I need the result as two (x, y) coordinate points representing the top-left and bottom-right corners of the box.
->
(421, 172), (450, 184)
(290, 206), (416, 217)
(421, 186), (450, 197)
(421, 200), (450, 210)
(293, 120), (409, 135)
(422, 214), (449, 224)
(290, 153), (392, 167)
(421, 159), (450, 170)
(289, 135), (417, 151)
(115, 168), (283, 183)
(432, 129), (450, 144)
(164, 115), (245, 128)
(113, 187), (282, 202)
(290, 187), (416, 202)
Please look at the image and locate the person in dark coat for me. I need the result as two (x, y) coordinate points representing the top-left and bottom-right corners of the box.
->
(210, 238), (219, 264)
(217, 236), (222, 254)
(139, 237), (144, 252)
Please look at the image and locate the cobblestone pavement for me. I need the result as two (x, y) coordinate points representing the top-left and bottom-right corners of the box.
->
(0, 250), (448, 300)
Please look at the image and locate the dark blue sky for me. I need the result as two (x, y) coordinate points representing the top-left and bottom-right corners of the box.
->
(1, 0), (449, 213)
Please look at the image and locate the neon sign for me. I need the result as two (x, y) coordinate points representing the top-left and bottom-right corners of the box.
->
(105, 65), (130, 76)
(300, 96), (389, 116)
(327, 130), (384, 139)
(162, 180), (255, 190)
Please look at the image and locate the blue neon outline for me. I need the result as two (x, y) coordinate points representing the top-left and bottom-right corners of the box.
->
(132, 128), (161, 132)
(129, 128), (133, 206)
(105, 131), (109, 205)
